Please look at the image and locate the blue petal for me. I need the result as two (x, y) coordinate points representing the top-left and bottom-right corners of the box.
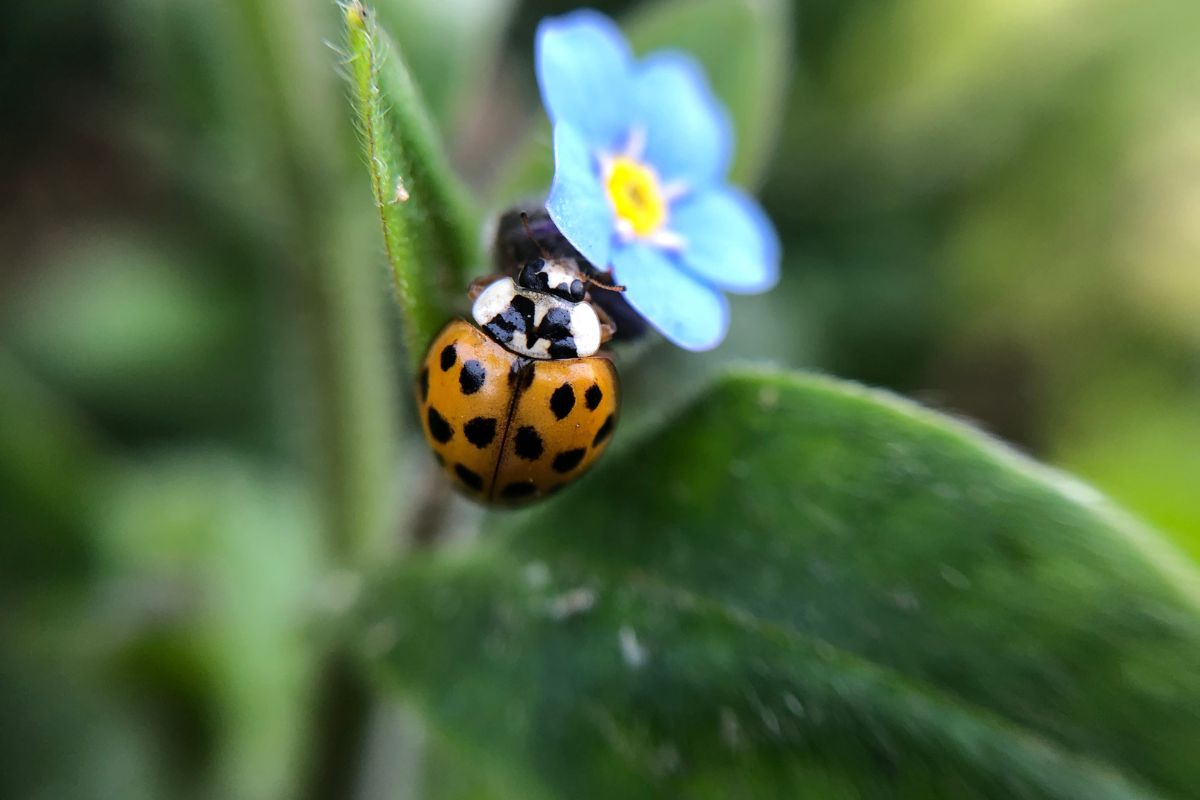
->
(632, 52), (732, 187)
(547, 122), (614, 269)
(536, 11), (633, 151)
(669, 188), (781, 294)
(612, 242), (729, 351)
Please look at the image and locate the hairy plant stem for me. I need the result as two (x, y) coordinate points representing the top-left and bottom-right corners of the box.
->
(345, 0), (478, 370)
(232, 1), (483, 794)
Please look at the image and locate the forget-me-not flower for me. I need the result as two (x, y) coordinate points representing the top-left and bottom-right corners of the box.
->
(536, 10), (780, 351)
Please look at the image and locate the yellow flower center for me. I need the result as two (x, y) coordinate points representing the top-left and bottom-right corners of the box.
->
(605, 156), (668, 237)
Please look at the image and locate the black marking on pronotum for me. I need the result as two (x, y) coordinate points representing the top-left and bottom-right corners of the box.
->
(552, 448), (586, 473)
(418, 367), (430, 402)
(592, 413), (614, 447)
(548, 338), (577, 359)
(514, 426), (544, 460)
(427, 407), (452, 443)
(549, 383), (575, 420)
(486, 296), (577, 357)
(539, 308), (577, 358)
(464, 416), (497, 449)
(485, 304), (526, 345)
(440, 343), (457, 371)
(500, 481), (537, 499)
(459, 360), (486, 395)
(584, 383), (602, 411)
(539, 307), (572, 340)
(508, 295), (537, 343)
(455, 464), (483, 491)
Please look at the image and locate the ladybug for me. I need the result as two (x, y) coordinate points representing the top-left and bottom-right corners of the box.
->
(417, 249), (621, 505)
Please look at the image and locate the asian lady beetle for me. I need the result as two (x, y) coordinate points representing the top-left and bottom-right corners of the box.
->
(417, 252), (620, 505)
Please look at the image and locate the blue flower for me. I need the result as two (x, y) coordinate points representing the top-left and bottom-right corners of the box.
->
(536, 10), (780, 351)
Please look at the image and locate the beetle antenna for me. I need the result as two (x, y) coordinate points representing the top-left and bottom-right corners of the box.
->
(520, 212), (553, 260)
(587, 274), (626, 293)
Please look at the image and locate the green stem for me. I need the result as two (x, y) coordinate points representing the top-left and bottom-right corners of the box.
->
(345, 0), (478, 368)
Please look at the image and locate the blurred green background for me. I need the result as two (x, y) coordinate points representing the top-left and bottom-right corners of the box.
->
(1, 0), (1197, 798)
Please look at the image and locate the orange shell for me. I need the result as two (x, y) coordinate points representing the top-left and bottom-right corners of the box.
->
(418, 320), (619, 505)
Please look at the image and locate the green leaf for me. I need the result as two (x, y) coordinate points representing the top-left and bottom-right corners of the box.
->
(625, 0), (791, 188)
(363, 370), (1200, 798)
(344, 2), (478, 363)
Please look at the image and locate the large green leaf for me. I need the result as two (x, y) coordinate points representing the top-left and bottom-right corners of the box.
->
(363, 370), (1200, 798)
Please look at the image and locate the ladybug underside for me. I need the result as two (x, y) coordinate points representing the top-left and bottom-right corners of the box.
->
(418, 320), (618, 504)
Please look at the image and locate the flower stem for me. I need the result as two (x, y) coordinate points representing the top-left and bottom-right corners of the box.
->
(345, 0), (479, 369)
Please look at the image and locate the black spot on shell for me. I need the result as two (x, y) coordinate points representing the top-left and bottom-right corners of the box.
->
(464, 416), (497, 448)
(454, 464), (483, 491)
(552, 448), (586, 473)
(592, 413), (614, 447)
(459, 360), (486, 395)
(514, 426), (543, 460)
(549, 383), (575, 420)
(433, 452), (444, 466)
(584, 383), (602, 410)
(500, 481), (537, 499)
(440, 343), (457, 371)
(418, 367), (429, 402)
(427, 407), (452, 443)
